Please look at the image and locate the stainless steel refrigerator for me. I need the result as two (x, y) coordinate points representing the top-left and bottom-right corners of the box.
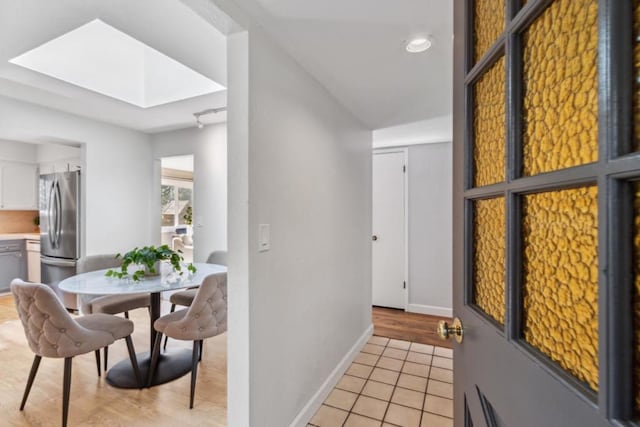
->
(40, 171), (81, 310)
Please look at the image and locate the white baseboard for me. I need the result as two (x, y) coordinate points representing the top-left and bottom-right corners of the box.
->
(407, 303), (452, 318)
(289, 324), (374, 427)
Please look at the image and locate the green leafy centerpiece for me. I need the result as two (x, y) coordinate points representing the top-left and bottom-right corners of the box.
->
(105, 245), (196, 282)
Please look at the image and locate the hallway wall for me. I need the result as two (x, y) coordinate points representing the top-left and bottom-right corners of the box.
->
(227, 26), (373, 426)
(407, 142), (452, 316)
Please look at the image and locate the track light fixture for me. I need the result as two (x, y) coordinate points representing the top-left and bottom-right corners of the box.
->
(193, 107), (227, 129)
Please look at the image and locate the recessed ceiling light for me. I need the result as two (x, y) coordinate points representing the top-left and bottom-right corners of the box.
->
(406, 37), (432, 53)
(9, 19), (225, 108)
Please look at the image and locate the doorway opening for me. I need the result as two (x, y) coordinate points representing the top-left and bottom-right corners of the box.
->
(160, 155), (194, 262)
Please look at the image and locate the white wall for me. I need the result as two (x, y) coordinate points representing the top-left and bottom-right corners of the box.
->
(406, 142), (452, 316)
(226, 29), (250, 427)
(151, 123), (227, 261)
(240, 28), (372, 426)
(37, 143), (82, 174)
(0, 139), (37, 163)
(0, 95), (154, 255)
(37, 143), (81, 163)
(373, 115), (453, 148)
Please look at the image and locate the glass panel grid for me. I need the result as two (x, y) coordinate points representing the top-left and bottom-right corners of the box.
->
(634, 182), (640, 411)
(474, 0), (505, 63)
(523, 186), (599, 391)
(473, 197), (506, 324)
(522, 0), (598, 175)
(634, 0), (640, 152)
(473, 57), (506, 187)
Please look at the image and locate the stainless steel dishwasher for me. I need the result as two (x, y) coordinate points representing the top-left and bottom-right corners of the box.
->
(0, 240), (27, 293)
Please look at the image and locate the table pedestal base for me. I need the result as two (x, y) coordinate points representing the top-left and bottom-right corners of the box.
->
(106, 349), (192, 389)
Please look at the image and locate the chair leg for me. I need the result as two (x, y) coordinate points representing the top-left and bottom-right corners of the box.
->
(103, 346), (109, 372)
(62, 358), (72, 427)
(190, 341), (200, 409)
(162, 304), (177, 351)
(198, 340), (203, 362)
(20, 355), (41, 410)
(147, 331), (163, 388)
(94, 350), (101, 377)
(124, 311), (129, 319)
(124, 336), (142, 389)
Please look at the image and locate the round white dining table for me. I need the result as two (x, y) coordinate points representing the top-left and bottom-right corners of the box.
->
(59, 262), (227, 389)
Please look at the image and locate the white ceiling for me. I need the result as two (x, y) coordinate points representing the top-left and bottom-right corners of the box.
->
(215, 0), (453, 130)
(0, 0), (228, 133)
(1, 0), (452, 134)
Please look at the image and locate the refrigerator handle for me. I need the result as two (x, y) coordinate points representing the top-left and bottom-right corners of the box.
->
(41, 255), (76, 268)
(54, 180), (62, 247)
(47, 178), (56, 248)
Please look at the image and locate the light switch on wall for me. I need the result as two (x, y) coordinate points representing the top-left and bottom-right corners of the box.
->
(259, 224), (270, 252)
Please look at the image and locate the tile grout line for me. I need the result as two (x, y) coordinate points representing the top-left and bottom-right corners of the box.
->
(337, 339), (387, 427)
(378, 340), (408, 425)
(418, 354), (434, 427)
(313, 338), (453, 426)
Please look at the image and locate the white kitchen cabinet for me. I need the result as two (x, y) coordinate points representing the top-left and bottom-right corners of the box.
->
(39, 158), (81, 175)
(0, 162), (38, 210)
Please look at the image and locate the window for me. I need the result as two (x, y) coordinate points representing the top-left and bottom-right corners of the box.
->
(161, 178), (193, 230)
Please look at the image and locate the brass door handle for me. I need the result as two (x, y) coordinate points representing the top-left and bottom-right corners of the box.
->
(437, 317), (464, 343)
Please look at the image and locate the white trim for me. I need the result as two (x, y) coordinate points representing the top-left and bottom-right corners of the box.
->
(372, 147), (409, 311)
(402, 149), (408, 311)
(373, 147), (406, 155)
(289, 324), (374, 427)
(407, 303), (453, 318)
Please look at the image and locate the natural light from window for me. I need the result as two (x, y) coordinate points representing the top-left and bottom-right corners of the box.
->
(9, 19), (225, 108)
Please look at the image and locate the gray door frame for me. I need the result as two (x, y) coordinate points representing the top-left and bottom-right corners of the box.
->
(453, 0), (640, 425)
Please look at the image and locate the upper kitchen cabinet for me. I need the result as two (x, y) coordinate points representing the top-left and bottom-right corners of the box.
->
(39, 158), (82, 175)
(0, 162), (38, 210)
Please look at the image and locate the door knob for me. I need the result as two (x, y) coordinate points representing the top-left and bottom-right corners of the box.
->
(372, 235), (378, 241)
(437, 317), (464, 343)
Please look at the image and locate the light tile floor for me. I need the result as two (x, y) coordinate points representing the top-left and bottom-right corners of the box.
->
(309, 336), (453, 427)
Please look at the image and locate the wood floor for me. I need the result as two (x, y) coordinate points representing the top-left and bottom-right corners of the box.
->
(0, 295), (451, 426)
(372, 306), (453, 349)
(0, 294), (227, 427)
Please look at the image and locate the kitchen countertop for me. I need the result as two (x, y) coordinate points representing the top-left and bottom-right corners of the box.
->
(0, 233), (40, 241)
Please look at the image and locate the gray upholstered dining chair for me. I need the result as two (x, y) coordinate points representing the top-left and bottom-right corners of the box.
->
(77, 254), (150, 370)
(163, 250), (227, 350)
(11, 279), (142, 427)
(148, 272), (227, 408)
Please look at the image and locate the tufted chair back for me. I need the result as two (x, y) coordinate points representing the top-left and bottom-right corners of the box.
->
(205, 250), (227, 267)
(76, 254), (121, 274)
(163, 272), (227, 341)
(11, 279), (115, 358)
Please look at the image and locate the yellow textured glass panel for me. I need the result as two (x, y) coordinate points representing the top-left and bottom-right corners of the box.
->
(474, 0), (505, 63)
(474, 57), (506, 187)
(634, 182), (640, 410)
(523, 186), (599, 391)
(473, 197), (505, 324)
(634, 0), (640, 152)
(522, 0), (598, 175)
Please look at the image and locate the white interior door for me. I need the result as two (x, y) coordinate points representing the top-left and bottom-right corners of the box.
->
(372, 150), (406, 309)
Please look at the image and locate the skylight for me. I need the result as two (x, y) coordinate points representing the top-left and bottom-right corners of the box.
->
(9, 19), (225, 108)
